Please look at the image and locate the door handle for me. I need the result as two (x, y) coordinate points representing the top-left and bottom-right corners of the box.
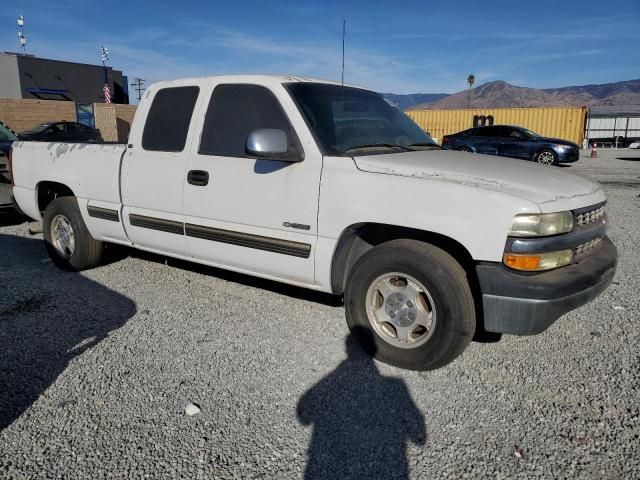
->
(187, 170), (209, 186)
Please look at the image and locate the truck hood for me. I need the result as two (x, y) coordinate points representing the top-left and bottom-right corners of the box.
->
(353, 149), (605, 212)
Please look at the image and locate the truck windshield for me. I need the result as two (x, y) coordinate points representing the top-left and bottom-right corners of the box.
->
(286, 83), (435, 156)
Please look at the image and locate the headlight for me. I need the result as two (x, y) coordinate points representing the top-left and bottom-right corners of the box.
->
(509, 212), (574, 237)
(554, 144), (570, 150)
(504, 250), (573, 271)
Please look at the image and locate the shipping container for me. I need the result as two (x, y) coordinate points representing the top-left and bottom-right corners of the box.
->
(406, 107), (587, 145)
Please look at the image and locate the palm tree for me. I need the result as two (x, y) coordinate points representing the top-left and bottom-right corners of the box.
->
(467, 74), (475, 109)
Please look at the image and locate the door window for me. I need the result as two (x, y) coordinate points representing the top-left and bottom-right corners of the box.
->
(142, 86), (199, 152)
(47, 124), (65, 134)
(501, 127), (527, 139)
(44, 124), (65, 139)
(474, 127), (500, 137)
(198, 84), (302, 159)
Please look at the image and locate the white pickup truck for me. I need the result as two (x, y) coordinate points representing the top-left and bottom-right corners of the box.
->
(10, 75), (617, 370)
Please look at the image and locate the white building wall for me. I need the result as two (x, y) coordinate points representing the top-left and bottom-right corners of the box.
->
(586, 116), (640, 140)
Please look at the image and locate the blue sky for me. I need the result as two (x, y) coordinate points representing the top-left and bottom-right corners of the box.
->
(1, 0), (638, 98)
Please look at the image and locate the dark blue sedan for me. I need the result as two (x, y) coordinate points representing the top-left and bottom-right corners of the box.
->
(442, 125), (580, 166)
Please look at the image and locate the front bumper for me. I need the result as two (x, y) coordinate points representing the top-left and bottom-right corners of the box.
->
(557, 147), (580, 163)
(476, 236), (617, 335)
(0, 183), (14, 212)
(3, 192), (23, 215)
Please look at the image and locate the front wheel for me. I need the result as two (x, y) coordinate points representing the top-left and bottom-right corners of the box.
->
(345, 239), (476, 370)
(535, 149), (558, 166)
(43, 197), (103, 271)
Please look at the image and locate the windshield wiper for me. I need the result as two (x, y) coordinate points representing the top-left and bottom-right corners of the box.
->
(344, 143), (413, 153)
(407, 142), (443, 149)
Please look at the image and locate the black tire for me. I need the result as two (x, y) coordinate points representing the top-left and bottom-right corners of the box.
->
(344, 239), (475, 370)
(534, 148), (558, 166)
(43, 196), (103, 271)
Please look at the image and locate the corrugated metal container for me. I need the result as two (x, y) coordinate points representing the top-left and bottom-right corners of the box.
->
(586, 116), (640, 140)
(406, 107), (587, 145)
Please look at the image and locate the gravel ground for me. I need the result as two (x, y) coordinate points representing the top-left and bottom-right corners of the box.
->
(1, 149), (639, 479)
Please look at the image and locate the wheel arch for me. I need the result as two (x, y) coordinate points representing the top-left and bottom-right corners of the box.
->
(36, 181), (76, 214)
(330, 223), (476, 296)
(533, 146), (558, 160)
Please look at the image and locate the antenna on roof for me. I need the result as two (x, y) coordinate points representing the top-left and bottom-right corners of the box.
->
(17, 15), (27, 54)
(341, 18), (346, 86)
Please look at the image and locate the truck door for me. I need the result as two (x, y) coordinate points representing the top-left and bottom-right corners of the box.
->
(183, 82), (322, 284)
(121, 85), (201, 256)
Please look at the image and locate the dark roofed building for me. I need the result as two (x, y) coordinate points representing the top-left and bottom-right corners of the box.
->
(0, 52), (129, 104)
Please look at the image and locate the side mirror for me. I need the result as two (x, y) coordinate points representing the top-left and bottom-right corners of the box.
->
(246, 129), (302, 162)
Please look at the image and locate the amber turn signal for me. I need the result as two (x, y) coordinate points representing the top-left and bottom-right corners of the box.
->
(503, 250), (573, 271)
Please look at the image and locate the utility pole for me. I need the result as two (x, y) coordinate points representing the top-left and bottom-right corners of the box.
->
(130, 78), (146, 102)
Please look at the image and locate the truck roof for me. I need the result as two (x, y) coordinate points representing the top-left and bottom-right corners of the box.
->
(146, 74), (365, 95)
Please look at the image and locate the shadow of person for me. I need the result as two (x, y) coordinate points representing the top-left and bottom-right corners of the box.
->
(0, 233), (136, 430)
(297, 327), (426, 479)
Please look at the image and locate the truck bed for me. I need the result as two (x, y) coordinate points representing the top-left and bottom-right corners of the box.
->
(11, 141), (127, 220)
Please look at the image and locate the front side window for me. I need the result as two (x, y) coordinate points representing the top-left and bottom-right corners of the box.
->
(501, 127), (526, 139)
(286, 83), (435, 156)
(199, 84), (302, 159)
(142, 86), (199, 152)
(520, 127), (542, 139)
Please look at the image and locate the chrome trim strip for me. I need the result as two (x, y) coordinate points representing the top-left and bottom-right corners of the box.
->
(87, 206), (120, 222)
(185, 223), (311, 258)
(129, 214), (184, 235)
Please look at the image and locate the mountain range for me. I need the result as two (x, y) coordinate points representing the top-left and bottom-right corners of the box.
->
(384, 78), (640, 110)
(381, 93), (449, 109)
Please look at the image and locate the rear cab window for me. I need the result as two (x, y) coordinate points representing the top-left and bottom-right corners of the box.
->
(142, 86), (200, 152)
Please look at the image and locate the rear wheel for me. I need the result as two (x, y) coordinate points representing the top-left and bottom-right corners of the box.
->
(344, 239), (475, 370)
(43, 197), (103, 271)
(535, 149), (558, 166)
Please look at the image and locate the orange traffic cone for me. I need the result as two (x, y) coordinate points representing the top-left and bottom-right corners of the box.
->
(590, 143), (598, 158)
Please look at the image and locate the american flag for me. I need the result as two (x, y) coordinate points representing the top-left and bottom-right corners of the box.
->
(103, 84), (111, 103)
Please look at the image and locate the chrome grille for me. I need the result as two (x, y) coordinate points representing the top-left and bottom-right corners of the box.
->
(575, 237), (602, 255)
(576, 206), (605, 227)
